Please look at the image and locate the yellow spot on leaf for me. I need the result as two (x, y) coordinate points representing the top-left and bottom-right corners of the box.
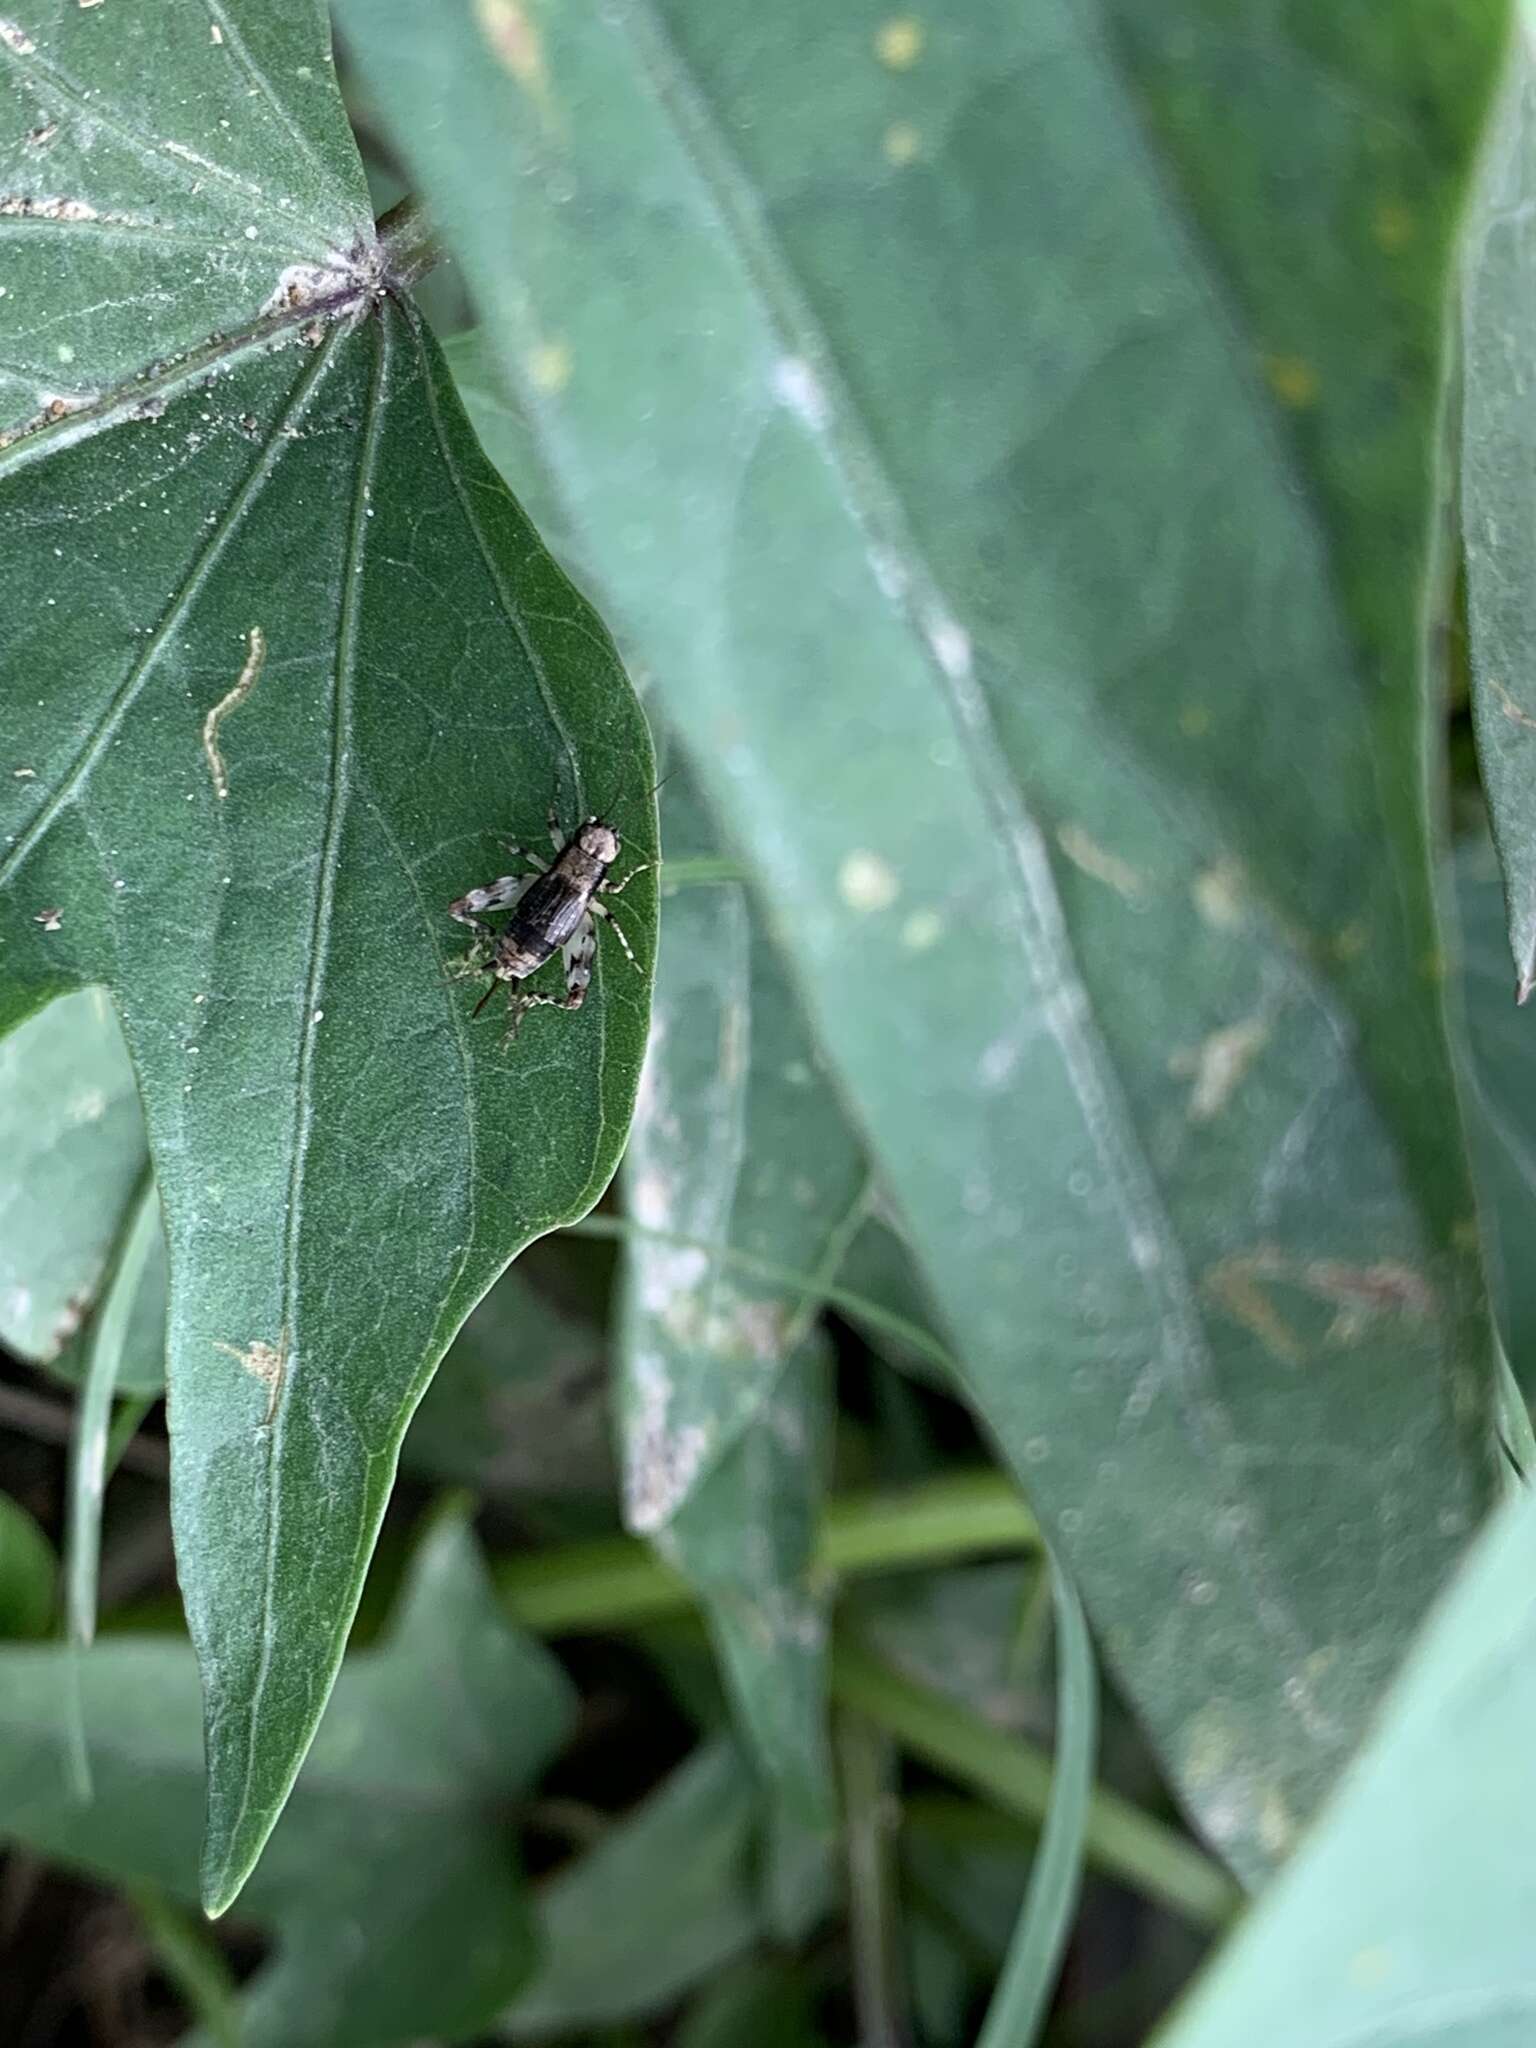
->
(1055, 823), (1146, 902)
(528, 339), (572, 394)
(1332, 921), (1369, 963)
(901, 908), (942, 951)
(875, 16), (924, 68)
(477, 0), (548, 100)
(1171, 1016), (1268, 1123)
(839, 849), (900, 913)
(1350, 1946), (1395, 1988)
(1372, 202), (1414, 252)
(883, 120), (922, 166)
(1192, 860), (1245, 930)
(1265, 354), (1319, 408)
(1205, 1252), (1304, 1366)
(1179, 703), (1211, 737)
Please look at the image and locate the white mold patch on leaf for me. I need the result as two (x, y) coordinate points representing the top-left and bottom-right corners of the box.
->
(624, 1347), (712, 1533)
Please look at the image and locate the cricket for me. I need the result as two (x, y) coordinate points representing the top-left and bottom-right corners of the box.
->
(448, 804), (649, 1041)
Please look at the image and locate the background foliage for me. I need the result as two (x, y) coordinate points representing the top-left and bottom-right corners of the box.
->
(1, 2), (1534, 2045)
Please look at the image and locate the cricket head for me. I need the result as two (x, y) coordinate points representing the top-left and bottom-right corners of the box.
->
(578, 818), (620, 864)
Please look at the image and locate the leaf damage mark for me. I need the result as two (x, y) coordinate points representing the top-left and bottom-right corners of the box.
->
(0, 18), (36, 54)
(214, 1330), (287, 1428)
(1170, 1015), (1269, 1123)
(1192, 859), (1247, 930)
(0, 193), (146, 225)
(1205, 1247), (1434, 1365)
(1056, 822), (1147, 902)
(1488, 675), (1536, 733)
(202, 625), (266, 799)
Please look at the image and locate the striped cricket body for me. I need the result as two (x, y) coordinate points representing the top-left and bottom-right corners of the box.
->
(449, 810), (648, 1041)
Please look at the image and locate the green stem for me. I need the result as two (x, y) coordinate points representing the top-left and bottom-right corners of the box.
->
(494, 1470), (1036, 1633)
(563, 1213), (954, 1381)
(837, 1707), (911, 2048)
(658, 855), (750, 892)
(830, 1633), (1239, 1935)
(377, 194), (441, 293)
(67, 1173), (158, 1650)
(975, 1553), (1095, 2048)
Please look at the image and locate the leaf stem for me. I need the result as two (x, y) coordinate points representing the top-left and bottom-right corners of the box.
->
(377, 195), (442, 293)
(974, 1553), (1096, 2048)
(837, 1707), (911, 2048)
(493, 1469), (1036, 1632)
(829, 1633), (1239, 1934)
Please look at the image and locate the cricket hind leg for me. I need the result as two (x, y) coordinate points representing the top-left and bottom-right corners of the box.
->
(560, 918), (598, 1010)
(497, 979), (572, 1049)
(449, 870), (535, 938)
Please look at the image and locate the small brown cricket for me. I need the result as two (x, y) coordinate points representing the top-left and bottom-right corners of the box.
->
(449, 806), (649, 1040)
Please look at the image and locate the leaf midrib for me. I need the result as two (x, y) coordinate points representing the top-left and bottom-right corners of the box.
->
(210, 306), (391, 1907)
(609, 0), (1328, 1703)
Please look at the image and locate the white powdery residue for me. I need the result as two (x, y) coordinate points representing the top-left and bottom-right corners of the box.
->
(629, 1169), (671, 1230)
(977, 1034), (1020, 1089)
(1127, 1227), (1163, 1275)
(771, 354), (830, 433)
(4, 1285), (32, 1323)
(259, 254), (367, 319)
(639, 1243), (707, 1317)
(0, 19), (36, 53)
(624, 1350), (710, 1533)
(707, 1293), (787, 1364)
(0, 195), (108, 222)
(922, 607), (973, 680)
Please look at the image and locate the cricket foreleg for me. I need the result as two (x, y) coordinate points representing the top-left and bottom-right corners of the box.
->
(600, 860), (653, 899)
(590, 895), (640, 971)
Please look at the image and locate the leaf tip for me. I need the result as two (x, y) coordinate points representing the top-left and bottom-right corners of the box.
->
(1518, 966), (1536, 1007)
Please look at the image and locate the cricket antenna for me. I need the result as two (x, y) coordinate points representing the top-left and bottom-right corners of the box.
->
(472, 979), (498, 1019)
(605, 764), (675, 822)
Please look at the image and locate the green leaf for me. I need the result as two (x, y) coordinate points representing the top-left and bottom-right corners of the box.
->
(620, 773), (864, 1820)
(674, 1958), (829, 2048)
(0, 1514), (575, 2048)
(503, 1739), (763, 2036)
(0, 1489), (56, 1639)
(404, 1261), (614, 1503)
(1464, 28), (1536, 993)
(339, 0), (1508, 1878)
(0, 990), (162, 1393)
(0, 5), (654, 1909)
(1154, 1477), (1536, 2048)
(1455, 835), (1536, 1387)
